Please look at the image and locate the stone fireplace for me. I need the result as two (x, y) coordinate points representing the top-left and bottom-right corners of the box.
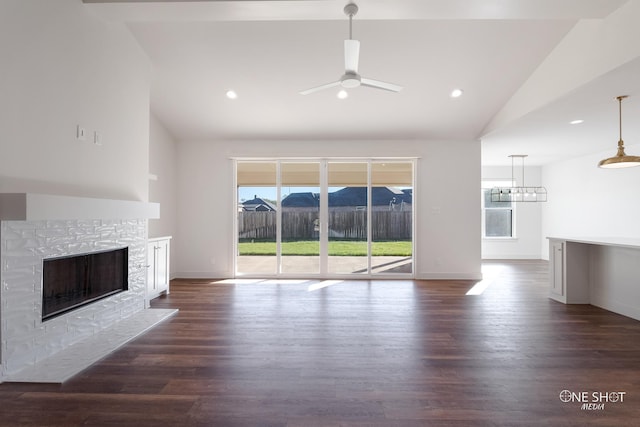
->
(0, 193), (176, 382)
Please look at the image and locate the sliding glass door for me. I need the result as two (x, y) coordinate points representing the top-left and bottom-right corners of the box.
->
(236, 161), (277, 275)
(236, 159), (414, 277)
(281, 162), (320, 275)
(327, 162), (369, 275)
(371, 162), (413, 274)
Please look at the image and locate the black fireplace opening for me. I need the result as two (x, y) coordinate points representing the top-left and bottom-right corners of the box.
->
(42, 247), (128, 321)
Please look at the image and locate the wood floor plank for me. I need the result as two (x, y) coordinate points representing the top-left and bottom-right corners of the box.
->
(1, 260), (640, 425)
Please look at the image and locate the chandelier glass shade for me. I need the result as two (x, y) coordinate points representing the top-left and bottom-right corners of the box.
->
(490, 186), (547, 202)
(491, 155), (548, 203)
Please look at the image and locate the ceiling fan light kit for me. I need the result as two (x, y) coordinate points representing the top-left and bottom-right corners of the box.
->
(299, 3), (403, 96)
(491, 155), (548, 203)
(598, 95), (640, 168)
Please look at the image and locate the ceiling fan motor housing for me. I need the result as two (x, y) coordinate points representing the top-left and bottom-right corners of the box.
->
(341, 72), (361, 88)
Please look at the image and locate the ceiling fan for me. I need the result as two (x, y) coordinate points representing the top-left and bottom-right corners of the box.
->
(299, 3), (403, 95)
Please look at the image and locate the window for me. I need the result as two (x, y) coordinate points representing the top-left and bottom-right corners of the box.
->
(482, 180), (514, 238)
(236, 159), (414, 277)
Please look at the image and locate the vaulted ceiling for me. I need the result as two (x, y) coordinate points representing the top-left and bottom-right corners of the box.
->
(84, 0), (640, 165)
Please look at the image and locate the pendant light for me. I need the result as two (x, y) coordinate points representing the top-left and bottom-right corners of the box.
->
(598, 95), (640, 168)
(490, 155), (547, 202)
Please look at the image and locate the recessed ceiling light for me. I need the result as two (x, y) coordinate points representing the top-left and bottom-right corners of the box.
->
(226, 90), (238, 100)
(450, 88), (463, 98)
(570, 119), (584, 125)
(337, 90), (348, 99)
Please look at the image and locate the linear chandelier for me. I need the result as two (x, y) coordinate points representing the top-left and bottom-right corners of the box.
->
(490, 155), (547, 202)
(598, 95), (640, 168)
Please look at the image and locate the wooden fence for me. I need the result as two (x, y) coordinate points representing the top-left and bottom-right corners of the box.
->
(238, 211), (412, 241)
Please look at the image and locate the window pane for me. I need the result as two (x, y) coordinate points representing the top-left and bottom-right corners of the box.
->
(371, 162), (413, 274)
(485, 210), (512, 237)
(281, 162), (320, 274)
(282, 162), (320, 186)
(237, 162), (277, 186)
(484, 188), (512, 208)
(328, 162), (368, 274)
(371, 162), (413, 186)
(237, 161), (277, 275)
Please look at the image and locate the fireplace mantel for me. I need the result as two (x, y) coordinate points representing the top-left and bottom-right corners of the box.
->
(0, 193), (159, 221)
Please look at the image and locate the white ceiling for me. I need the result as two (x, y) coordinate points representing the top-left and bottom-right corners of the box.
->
(84, 0), (640, 166)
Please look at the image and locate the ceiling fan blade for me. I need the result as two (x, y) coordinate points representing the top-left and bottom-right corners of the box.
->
(299, 81), (341, 95)
(361, 78), (403, 92)
(344, 39), (360, 73)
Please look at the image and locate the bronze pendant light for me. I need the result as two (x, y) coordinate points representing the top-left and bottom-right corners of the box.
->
(598, 95), (640, 168)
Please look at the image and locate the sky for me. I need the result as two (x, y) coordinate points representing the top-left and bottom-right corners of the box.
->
(238, 186), (332, 202)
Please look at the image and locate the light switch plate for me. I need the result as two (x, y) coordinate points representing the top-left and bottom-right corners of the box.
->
(76, 125), (87, 141)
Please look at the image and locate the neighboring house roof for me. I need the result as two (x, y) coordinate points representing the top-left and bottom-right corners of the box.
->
(281, 192), (319, 208)
(280, 187), (412, 208)
(399, 188), (413, 204)
(330, 187), (412, 207)
(244, 188), (412, 210)
(241, 196), (276, 212)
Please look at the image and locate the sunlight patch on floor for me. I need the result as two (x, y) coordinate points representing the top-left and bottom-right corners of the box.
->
(262, 279), (310, 285)
(307, 280), (344, 292)
(213, 279), (312, 285)
(214, 279), (266, 285)
(466, 264), (504, 295)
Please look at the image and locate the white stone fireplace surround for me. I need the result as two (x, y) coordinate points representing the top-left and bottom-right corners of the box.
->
(0, 194), (176, 382)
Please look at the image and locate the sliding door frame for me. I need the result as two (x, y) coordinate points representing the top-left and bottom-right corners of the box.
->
(234, 157), (416, 279)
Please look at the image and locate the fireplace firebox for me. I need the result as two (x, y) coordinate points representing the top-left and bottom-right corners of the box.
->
(42, 247), (128, 321)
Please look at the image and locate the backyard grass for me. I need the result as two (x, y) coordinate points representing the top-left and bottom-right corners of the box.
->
(238, 240), (412, 256)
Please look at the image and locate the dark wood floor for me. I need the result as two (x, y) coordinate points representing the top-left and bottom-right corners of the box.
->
(1, 260), (640, 426)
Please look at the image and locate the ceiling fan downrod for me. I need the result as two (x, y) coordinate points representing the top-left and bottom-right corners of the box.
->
(344, 3), (358, 40)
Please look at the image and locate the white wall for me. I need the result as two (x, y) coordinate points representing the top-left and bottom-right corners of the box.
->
(541, 144), (640, 259)
(148, 114), (178, 275)
(482, 165), (543, 259)
(175, 139), (481, 280)
(0, 0), (151, 201)
(148, 113), (177, 237)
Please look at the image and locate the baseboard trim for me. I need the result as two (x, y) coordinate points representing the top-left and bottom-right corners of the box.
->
(481, 255), (542, 260)
(416, 272), (483, 280)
